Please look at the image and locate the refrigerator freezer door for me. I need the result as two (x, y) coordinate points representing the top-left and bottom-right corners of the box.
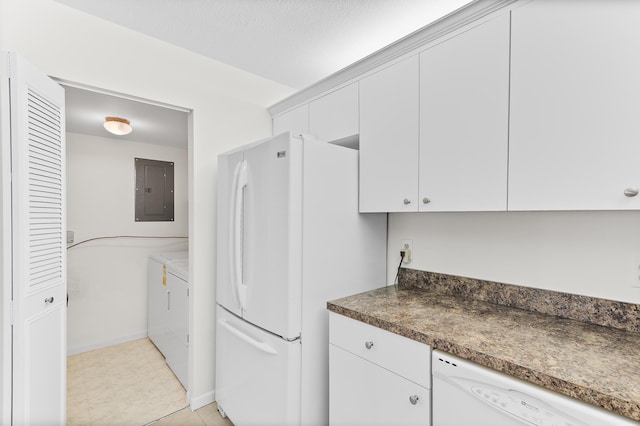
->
(216, 306), (301, 426)
(240, 133), (303, 339)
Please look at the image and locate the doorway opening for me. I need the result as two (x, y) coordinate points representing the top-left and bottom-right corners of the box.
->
(61, 81), (191, 424)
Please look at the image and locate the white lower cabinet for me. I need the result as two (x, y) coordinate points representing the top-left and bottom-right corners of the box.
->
(329, 312), (431, 426)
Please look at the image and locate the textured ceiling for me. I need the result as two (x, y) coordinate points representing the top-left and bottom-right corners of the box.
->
(54, 0), (473, 147)
(54, 0), (473, 89)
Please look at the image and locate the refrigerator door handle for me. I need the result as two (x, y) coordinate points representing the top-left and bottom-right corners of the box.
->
(219, 318), (278, 355)
(233, 160), (248, 312)
(229, 160), (242, 308)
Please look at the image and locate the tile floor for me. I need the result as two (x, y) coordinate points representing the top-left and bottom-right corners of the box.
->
(67, 337), (233, 426)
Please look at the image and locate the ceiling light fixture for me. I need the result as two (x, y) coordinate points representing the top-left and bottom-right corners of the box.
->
(104, 116), (132, 135)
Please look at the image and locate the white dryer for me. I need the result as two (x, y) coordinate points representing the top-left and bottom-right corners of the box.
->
(148, 251), (189, 388)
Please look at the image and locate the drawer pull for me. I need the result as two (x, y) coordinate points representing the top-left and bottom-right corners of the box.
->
(403, 198), (411, 205)
(364, 341), (374, 350)
(409, 395), (419, 405)
(624, 187), (639, 197)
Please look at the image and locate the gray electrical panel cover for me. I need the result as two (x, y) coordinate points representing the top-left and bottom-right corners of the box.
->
(135, 158), (174, 221)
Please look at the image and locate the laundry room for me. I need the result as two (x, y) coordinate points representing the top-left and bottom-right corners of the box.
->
(64, 85), (189, 356)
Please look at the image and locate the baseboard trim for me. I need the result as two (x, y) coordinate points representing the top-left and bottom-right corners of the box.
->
(189, 390), (215, 411)
(67, 331), (149, 356)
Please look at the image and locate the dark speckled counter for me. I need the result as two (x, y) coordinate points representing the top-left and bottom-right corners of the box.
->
(326, 269), (640, 422)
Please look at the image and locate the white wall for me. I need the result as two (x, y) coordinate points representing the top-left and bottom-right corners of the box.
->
(66, 132), (188, 354)
(0, 0), (294, 408)
(387, 211), (640, 304)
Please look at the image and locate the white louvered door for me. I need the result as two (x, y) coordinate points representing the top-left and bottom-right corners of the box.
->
(4, 52), (66, 426)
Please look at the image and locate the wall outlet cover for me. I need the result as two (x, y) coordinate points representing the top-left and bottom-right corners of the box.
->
(401, 239), (413, 263)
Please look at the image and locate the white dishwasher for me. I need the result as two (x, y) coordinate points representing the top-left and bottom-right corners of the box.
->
(432, 350), (636, 426)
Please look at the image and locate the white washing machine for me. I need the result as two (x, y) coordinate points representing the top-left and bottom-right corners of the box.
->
(432, 350), (636, 426)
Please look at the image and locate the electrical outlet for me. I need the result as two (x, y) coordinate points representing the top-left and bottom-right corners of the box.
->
(401, 239), (413, 263)
(632, 255), (640, 288)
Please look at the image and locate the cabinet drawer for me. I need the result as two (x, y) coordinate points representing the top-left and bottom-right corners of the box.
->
(330, 345), (430, 426)
(329, 312), (430, 388)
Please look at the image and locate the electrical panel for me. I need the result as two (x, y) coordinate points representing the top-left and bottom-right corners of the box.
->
(135, 158), (174, 222)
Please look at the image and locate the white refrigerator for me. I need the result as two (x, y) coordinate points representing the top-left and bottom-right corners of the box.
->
(215, 132), (387, 426)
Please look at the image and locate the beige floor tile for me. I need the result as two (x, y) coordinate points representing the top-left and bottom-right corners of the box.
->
(196, 403), (234, 426)
(67, 338), (234, 426)
(149, 407), (206, 426)
(67, 338), (188, 426)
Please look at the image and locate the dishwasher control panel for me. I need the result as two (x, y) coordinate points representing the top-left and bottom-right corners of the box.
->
(432, 350), (637, 426)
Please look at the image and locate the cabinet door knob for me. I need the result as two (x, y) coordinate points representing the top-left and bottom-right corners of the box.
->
(624, 187), (639, 197)
(364, 341), (374, 350)
(403, 198), (411, 205)
(422, 197), (430, 204)
(44, 297), (54, 304)
(409, 395), (419, 405)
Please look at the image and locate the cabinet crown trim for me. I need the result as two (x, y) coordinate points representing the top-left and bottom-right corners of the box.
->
(269, 0), (517, 116)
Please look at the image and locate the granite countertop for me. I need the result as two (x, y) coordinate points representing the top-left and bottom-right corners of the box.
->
(327, 274), (640, 422)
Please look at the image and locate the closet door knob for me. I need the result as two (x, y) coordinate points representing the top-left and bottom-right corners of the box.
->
(624, 188), (639, 197)
(403, 198), (411, 205)
(422, 197), (431, 204)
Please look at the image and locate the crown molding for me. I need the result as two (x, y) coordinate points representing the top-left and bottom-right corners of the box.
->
(269, 0), (519, 116)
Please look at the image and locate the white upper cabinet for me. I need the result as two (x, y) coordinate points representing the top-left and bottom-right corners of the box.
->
(309, 82), (358, 143)
(419, 13), (510, 212)
(509, 0), (640, 210)
(359, 56), (420, 212)
(273, 0), (640, 213)
(272, 104), (309, 137)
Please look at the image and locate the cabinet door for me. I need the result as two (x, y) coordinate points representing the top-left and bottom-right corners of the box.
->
(359, 56), (420, 212)
(509, 0), (640, 210)
(329, 345), (430, 426)
(309, 82), (358, 143)
(272, 104), (309, 137)
(419, 14), (510, 212)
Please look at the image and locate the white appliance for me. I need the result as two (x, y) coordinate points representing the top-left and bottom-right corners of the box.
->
(148, 251), (189, 388)
(432, 350), (637, 426)
(215, 132), (387, 426)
